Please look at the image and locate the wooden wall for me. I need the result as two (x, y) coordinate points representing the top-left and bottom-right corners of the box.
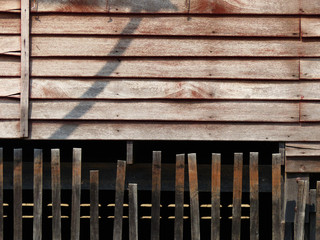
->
(1, 0), (320, 140)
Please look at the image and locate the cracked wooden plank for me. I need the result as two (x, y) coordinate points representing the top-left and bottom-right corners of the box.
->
(286, 143), (320, 157)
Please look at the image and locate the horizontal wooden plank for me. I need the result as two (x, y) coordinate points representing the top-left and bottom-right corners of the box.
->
(0, 0), (20, 12)
(0, 14), (20, 34)
(0, 57), (20, 76)
(189, 0), (299, 14)
(0, 99), (20, 119)
(0, 78), (20, 97)
(28, 100), (299, 122)
(31, 37), (320, 57)
(30, 59), (299, 79)
(302, 18), (320, 37)
(301, 0), (320, 15)
(286, 158), (320, 173)
(0, 120), (19, 138)
(300, 59), (320, 79)
(30, 79), (320, 100)
(28, 122), (320, 141)
(0, 36), (20, 56)
(301, 103), (320, 122)
(31, 15), (299, 37)
(286, 143), (320, 157)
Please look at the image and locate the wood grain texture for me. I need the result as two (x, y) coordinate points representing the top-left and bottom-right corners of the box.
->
(31, 37), (320, 57)
(0, 36), (20, 56)
(0, 0), (20, 12)
(0, 78), (20, 97)
(175, 154), (184, 240)
(28, 122), (320, 141)
(294, 180), (308, 240)
(0, 57), (20, 76)
(13, 149), (22, 240)
(232, 153), (243, 240)
(190, 0), (300, 14)
(151, 151), (161, 240)
(28, 100), (299, 122)
(129, 183), (138, 240)
(30, 59), (299, 79)
(113, 160), (126, 240)
(30, 79), (320, 100)
(33, 149), (43, 240)
(20, 0), (30, 137)
(316, 182), (320, 240)
(0, 120), (19, 138)
(126, 141), (133, 164)
(286, 159), (320, 173)
(211, 154), (221, 240)
(90, 170), (99, 240)
(250, 153), (259, 240)
(51, 149), (61, 240)
(0, 99), (20, 119)
(301, 0), (320, 14)
(0, 148), (3, 240)
(301, 59), (320, 79)
(71, 148), (81, 240)
(302, 18), (320, 37)
(188, 153), (200, 240)
(301, 103), (320, 122)
(31, 15), (299, 37)
(0, 14), (20, 33)
(272, 154), (281, 240)
(286, 143), (320, 157)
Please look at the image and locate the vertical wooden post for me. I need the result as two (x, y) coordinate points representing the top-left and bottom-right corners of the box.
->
(175, 154), (185, 240)
(151, 151), (161, 240)
(129, 183), (138, 240)
(90, 170), (99, 240)
(113, 160), (127, 240)
(188, 153), (200, 240)
(294, 180), (308, 240)
(0, 148), (3, 240)
(14, 149), (22, 240)
(309, 189), (316, 240)
(71, 148), (82, 240)
(211, 153), (221, 240)
(250, 152), (259, 240)
(33, 149), (43, 240)
(232, 153), (243, 240)
(127, 141), (133, 164)
(51, 149), (61, 240)
(20, 0), (30, 137)
(316, 181), (320, 240)
(272, 153), (282, 240)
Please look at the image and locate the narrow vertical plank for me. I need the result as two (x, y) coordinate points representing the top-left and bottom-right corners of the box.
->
(316, 181), (320, 240)
(20, 0), (30, 137)
(309, 189), (316, 240)
(33, 149), (43, 240)
(188, 153), (200, 240)
(211, 153), (221, 240)
(294, 180), (308, 240)
(13, 149), (22, 240)
(232, 153), (243, 240)
(0, 148), (3, 240)
(151, 151), (161, 240)
(71, 148), (82, 240)
(113, 160), (127, 240)
(272, 153), (282, 240)
(90, 170), (99, 240)
(126, 141), (133, 164)
(250, 152), (259, 240)
(51, 149), (61, 240)
(175, 154), (185, 240)
(129, 183), (138, 240)
(279, 142), (285, 165)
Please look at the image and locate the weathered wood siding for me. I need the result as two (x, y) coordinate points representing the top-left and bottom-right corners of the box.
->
(1, 0), (320, 140)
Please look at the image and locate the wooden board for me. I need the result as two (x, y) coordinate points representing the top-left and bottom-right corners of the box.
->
(272, 154), (281, 240)
(13, 149), (22, 240)
(71, 148), (81, 240)
(30, 59), (299, 79)
(30, 79), (320, 100)
(151, 151), (161, 240)
(128, 183), (138, 240)
(286, 159), (320, 173)
(211, 154), (221, 240)
(189, 0), (300, 14)
(301, 59), (320, 79)
(31, 37), (320, 57)
(0, 148), (2, 240)
(175, 154), (184, 240)
(0, 99), (20, 119)
(286, 143), (320, 157)
(301, 103), (320, 122)
(0, 120), (19, 138)
(0, 57), (20, 76)
(33, 149), (43, 240)
(0, 36), (20, 56)
(90, 170), (99, 240)
(28, 100), (299, 122)
(0, 14), (20, 34)
(250, 152), (259, 240)
(0, 0), (20, 12)
(294, 180), (308, 240)
(0, 78), (20, 97)
(302, 18), (320, 37)
(301, 0), (320, 15)
(31, 15), (299, 37)
(51, 149), (61, 240)
(316, 182), (320, 240)
(28, 122), (320, 141)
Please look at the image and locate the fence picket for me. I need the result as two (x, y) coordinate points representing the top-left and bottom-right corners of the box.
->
(13, 149), (22, 240)
(316, 182), (320, 240)
(129, 183), (138, 240)
(0, 148), (3, 240)
(250, 152), (259, 240)
(272, 153), (282, 240)
(151, 151), (161, 240)
(294, 180), (308, 240)
(175, 154), (185, 240)
(51, 149), (61, 240)
(33, 149), (43, 240)
(211, 153), (221, 240)
(90, 170), (99, 240)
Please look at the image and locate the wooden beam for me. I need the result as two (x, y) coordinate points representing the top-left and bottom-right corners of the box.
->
(188, 153), (200, 240)
(126, 141), (133, 164)
(211, 153), (221, 240)
(151, 151), (161, 240)
(250, 153), (259, 240)
(129, 183), (138, 240)
(272, 154), (281, 240)
(90, 170), (99, 240)
(51, 149), (61, 240)
(20, 0), (30, 137)
(294, 180), (308, 240)
(33, 149), (43, 240)
(13, 149), (22, 240)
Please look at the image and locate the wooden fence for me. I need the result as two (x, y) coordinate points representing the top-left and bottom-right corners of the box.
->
(0, 147), (315, 239)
